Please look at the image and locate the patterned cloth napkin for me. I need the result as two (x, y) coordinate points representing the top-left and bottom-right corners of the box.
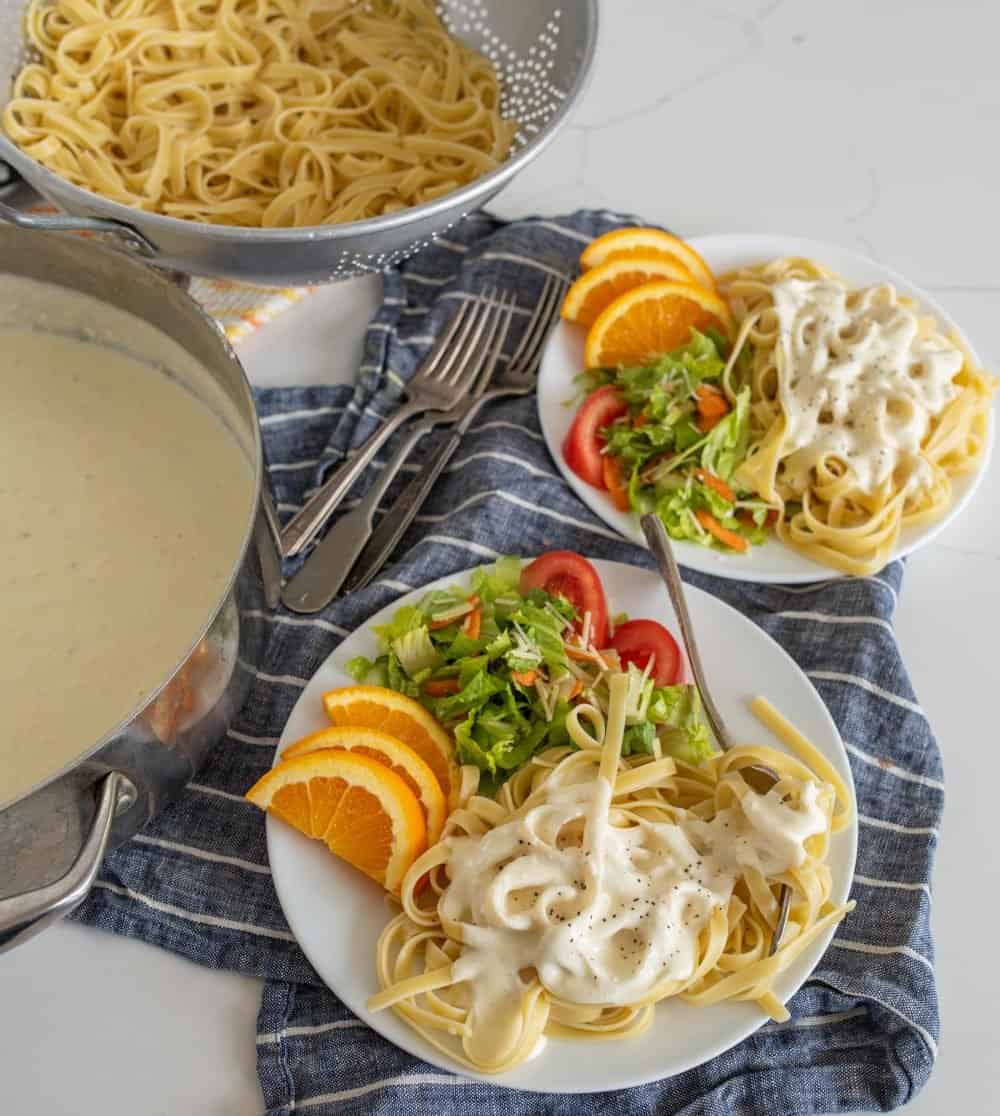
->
(72, 211), (942, 1114)
(188, 276), (315, 344)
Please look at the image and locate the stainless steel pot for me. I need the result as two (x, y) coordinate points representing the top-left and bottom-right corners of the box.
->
(0, 0), (598, 285)
(0, 227), (282, 950)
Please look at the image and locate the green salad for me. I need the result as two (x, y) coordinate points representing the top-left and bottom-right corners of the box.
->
(347, 556), (713, 785)
(568, 331), (776, 552)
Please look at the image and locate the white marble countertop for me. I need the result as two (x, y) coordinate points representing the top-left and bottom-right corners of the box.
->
(3, 1), (999, 1111)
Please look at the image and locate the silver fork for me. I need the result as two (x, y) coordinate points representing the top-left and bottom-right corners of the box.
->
(280, 289), (512, 559)
(281, 292), (516, 613)
(341, 273), (569, 595)
(640, 514), (793, 956)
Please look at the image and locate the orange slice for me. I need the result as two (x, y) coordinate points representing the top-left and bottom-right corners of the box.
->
(282, 726), (447, 844)
(246, 750), (426, 893)
(561, 254), (696, 327)
(583, 280), (734, 369)
(322, 685), (460, 807)
(581, 227), (716, 291)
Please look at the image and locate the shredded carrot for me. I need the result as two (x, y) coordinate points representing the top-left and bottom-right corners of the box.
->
(424, 677), (461, 697)
(565, 643), (594, 662)
(462, 607), (482, 640)
(567, 678), (583, 700)
(633, 412), (650, 428)
(696, 509), (748, 552)
(695, 385), (729, 432)
(511, 669), (538, 686)
(695, 384), (728, 413)
(737, 508), (780, 530)
(694, 468), (735, 503)
(601, 455), (631, 512)
(428, 615), (458, 630)
(429, 596), (483, 633)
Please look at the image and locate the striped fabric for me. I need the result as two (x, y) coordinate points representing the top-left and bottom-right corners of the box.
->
(73, 211), (941, 1114)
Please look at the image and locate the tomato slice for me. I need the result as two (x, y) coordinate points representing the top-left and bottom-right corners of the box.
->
(563, 385), (628, 489)
(520, 550), (609, 648)
(608, 619), (682, 685)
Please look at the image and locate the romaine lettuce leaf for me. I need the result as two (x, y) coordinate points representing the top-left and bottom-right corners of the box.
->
(622, 722), (656, 756)
(421, 587), (469, 618)
(438, 630), (485, 661)
(484, 629), (513, 660)
(470, 555), (522, 604)
(385, 651), (420, 698)
(507, 603), (569, 675)
(454, 708), (539, 776)
(391, 626), (440, 679)
(454, 713), (500, 773)
(647, 685), (716, 764)
(431, 669), (505, 720)
(654, 483), (710, 546)
(373, 604), (426, 644)
(623, 662), (654, 723)
(700, 387), (750, 482)
(344, 655), (373, 682)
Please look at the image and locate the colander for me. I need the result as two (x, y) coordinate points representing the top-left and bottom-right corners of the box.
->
(0, 1), (598, 284)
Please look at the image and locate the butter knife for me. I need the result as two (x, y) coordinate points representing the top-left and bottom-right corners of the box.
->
(280, 411), (447, 613)
(341, 383), (532, 595)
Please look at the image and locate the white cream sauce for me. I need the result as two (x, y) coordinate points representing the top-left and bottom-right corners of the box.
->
(771, 278), (962, 495)
(443, 773), (825, 1032)
(0, 323), (254, 806)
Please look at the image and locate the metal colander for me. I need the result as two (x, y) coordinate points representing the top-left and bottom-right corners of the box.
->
(0, 1), (598, 284)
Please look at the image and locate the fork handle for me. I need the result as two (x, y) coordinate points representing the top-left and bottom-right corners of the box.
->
(342, 386), (528, 594)
(342, 427), (463, 596)
(280, 414), (442, 613)
(640, 514), (735, 751)
(280, 398), (423, 558)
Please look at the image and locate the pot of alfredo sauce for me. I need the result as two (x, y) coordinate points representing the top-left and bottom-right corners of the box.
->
(0, 227), (282, 949)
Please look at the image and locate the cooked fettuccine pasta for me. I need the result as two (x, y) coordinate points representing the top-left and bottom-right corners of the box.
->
(369, 673), (854, 1074)
(3, 0), (515, 227)
(720, 258), (996, 575)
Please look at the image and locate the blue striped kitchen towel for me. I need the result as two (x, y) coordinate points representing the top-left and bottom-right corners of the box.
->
(73, 210), (942, 1114)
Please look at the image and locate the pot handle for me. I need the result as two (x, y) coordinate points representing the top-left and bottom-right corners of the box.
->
(0, 771), (137, 952)
(0, 197), (158, 259)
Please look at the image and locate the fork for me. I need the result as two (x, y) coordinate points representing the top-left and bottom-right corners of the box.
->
(640, 513), (793, 956)
(280, 289), (512, 559)
(341, 273), (569, 595)
(280, 292), (515, 613)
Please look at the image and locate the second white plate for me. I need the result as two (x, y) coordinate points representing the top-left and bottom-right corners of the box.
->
(537, 233), (993, 583)
(265, 559), (858, 1092)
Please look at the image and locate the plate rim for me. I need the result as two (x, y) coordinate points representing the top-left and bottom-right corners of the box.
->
(536, 231), (995, 584)
(265, 557), (859, 1093)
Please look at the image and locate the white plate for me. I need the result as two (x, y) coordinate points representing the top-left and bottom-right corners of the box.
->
(537, 233), (995, 583)
(266, 559), (858, 1092)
